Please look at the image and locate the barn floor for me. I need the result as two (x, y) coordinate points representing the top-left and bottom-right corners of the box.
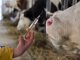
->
(1, 19), (80, 60)
(0, 20), (17, 47)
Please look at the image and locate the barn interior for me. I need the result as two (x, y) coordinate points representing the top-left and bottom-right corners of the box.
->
(1, 0), (80, 60)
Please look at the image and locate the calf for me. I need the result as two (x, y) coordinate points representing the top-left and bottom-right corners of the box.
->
(46, 2), (80, 54)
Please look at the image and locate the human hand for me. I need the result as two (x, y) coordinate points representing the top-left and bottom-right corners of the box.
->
(14, 31), (34, 57)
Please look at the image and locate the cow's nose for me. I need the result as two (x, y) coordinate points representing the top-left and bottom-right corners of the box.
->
(46, 18), (53, 26)
(47, 20), (52, 26)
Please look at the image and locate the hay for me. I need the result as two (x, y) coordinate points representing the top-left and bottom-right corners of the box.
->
(3, 19), (80, 60)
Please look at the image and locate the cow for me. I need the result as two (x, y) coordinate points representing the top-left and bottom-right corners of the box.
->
(2, 0), (29, 24)
(2, 0), (28, 17)
(17, 0), (62, 32)
(46, 2), (80, 54)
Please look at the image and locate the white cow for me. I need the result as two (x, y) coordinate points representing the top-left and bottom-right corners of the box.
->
(46, 2), (80, 54)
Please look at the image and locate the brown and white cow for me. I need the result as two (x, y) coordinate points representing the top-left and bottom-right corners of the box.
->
(2, 0), (28, 24)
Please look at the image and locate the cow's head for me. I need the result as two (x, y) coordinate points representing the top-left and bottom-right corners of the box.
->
(46, 11), (65, 51)
(2, 0), (21, 19)
(17, 11), (31, 31)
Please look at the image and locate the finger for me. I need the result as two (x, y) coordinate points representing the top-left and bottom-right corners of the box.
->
(25, 31), (32, 39)
(25, 31), (34, 41)
(29, 32), (34, 41)
(18, 35), (25, 45)
(24, 32), (34, 49)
